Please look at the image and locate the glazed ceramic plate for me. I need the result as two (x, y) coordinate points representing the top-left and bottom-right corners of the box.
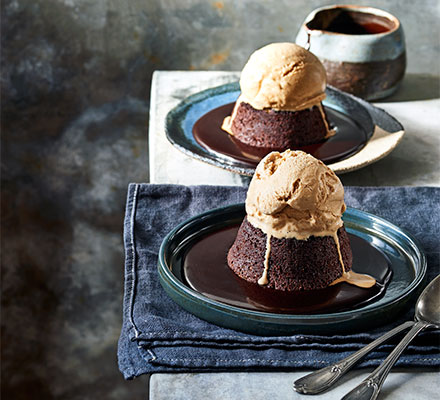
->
(165, 82), (404, 176)
(158, 205), (426, 335)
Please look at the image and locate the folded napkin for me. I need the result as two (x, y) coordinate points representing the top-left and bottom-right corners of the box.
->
(118, 185), (440, 379)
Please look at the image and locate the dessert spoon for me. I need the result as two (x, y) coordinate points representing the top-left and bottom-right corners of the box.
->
(293, 274), (440, 397)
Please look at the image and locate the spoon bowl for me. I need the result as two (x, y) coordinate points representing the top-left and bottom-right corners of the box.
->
(415, 275), (440, 327)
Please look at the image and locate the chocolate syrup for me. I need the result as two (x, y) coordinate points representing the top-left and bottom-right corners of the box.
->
(183, 225), (392, 314)
(193, 103), (368, 166)
(306, 10), (394, 35)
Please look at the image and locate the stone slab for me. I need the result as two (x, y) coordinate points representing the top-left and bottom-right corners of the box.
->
(150, 370), (440, 400)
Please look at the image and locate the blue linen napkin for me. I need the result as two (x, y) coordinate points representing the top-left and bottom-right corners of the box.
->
(118, 185), (440, 379)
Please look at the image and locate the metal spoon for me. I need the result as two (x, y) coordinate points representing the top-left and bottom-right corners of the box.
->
(293, 275), (440, 397)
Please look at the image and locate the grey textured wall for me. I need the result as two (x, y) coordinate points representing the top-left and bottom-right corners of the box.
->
(1, 0), (439, 399)
(3, 0), (439, 119)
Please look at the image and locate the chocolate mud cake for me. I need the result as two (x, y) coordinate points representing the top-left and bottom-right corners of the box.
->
(222, 43), (334, 150)
(227, 150), (375, 291)
(228, 218), (353, 291)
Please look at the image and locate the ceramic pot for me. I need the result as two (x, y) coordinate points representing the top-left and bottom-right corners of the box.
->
(295, 5), (406, 100)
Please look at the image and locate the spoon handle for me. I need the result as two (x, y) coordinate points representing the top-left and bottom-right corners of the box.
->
(341, 320), (429, 400)
(293, 320), (413, 395)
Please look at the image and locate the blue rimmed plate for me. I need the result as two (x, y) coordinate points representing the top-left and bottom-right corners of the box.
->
(158, 205), (426, 335)
(165, 82), (404, 176)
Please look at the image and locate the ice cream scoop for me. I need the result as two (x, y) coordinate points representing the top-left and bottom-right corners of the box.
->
(239, 42), (327, 111)
(246, 150), (345, 240)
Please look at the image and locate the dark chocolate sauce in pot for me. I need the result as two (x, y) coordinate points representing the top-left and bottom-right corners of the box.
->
(183, 225), (391, 314)
(306, 9), (395, 35)
(192, 103), (368, 166)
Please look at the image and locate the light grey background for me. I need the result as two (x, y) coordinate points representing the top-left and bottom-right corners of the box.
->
(2, 0), (439, 399)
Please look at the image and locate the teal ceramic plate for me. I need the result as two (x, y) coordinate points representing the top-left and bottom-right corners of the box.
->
(165, 82), (403, 176)
(158, 205), (426, 335)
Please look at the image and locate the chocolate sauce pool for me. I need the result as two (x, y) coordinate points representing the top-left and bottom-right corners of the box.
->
(183, 225), (392, 314)
(193, 103), (369, 166)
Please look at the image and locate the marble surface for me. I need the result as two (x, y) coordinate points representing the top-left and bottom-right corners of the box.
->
(150, 71), (440, 186)
(150, 370), (440, 400)
(150, 370), (439, 400)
